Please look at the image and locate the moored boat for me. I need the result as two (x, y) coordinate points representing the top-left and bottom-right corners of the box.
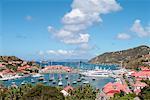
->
(58, 81), (63, 86)
(32, 73), (44, 77)
(31, 79), (35, 83)
(83, 80), (89, 84)
(72, 81), (77, 84)
(81, 66), (112, 77)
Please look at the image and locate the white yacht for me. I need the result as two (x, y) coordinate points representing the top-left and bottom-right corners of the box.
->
(83, 80), (89, 84)
(81, 66), (112, 77)
(58, 81), (63, 86)
(32, 73), (44, 77)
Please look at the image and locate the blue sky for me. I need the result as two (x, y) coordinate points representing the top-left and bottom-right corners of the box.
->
(0, 0), (150, 60)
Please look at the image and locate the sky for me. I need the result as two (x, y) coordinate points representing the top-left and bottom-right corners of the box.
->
(0, 0), (150, 61)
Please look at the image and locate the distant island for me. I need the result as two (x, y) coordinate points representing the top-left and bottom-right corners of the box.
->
(89, 45), (150, 69)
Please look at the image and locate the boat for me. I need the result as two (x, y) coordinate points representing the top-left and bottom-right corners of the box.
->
(43, 80), (47, 83)
(72, 81), (77, 84)
(58, 81), (63, 86)
(38, 77), (44, 81)
(21, 81), (26, 85)
(0, 74), (22, 81)
(49, 74), (54, 81)
(52, 80), (56, 84)
(83, 80), (89, 84)
(58, 74), (62, 81)
(31, 79), (35, 83)
(81, 66), (112, 77)
(77, 78), (81, 82)
(65, 75), (69, 79)
(32, 73), (44, 77)
(92, 78), (96, 81)
(81, 76), (85, 80)
(67, 81), (70, 86)
(11, 82), (16, 85)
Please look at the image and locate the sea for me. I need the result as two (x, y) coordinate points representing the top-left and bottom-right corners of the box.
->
(2, 62), (118, 89)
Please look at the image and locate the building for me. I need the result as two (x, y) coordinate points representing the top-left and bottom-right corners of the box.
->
(103, 82), (131, 98)
(60, 86), (74, 97)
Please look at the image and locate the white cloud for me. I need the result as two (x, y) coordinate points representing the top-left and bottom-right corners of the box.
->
(63, 33), (90, 44)
(38, 51), (44, 56)
(131, 19), (150, 37)
(48, 0), (122, 44)
(25, 15), (32, 21)
(117, 33), (131, 40)
(46, 49), (75, 56)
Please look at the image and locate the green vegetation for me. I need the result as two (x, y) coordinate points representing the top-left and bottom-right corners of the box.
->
(141, 80), (150, 86)
(111, 92), (136, 100)
(0, 56), (22, 62)
(89, 45), (150, 69)
(112, 80), (150, 100)
(0, 84), (97, 100)
(6, 64), (18, 71)
(0, 84), (65, 100)
(139, 86), (150, 100)
(66, 84), (97, 100)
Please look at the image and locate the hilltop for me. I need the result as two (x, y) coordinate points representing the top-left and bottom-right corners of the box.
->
(89, 45), (150, 69)
(0, 56), (23, 62)
(0, 56), (39, 72)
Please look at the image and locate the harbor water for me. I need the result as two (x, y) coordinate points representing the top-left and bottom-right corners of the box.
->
(2, 62), (118, 89)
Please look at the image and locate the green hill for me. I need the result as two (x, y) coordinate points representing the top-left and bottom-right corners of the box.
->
(89, 45), (150, 68)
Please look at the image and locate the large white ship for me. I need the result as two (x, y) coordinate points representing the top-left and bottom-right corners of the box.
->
(81, 66), (112, 77)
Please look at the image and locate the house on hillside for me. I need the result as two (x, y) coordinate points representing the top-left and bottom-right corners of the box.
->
(103, 82), (131, 98)
(60, 86), (74, 97)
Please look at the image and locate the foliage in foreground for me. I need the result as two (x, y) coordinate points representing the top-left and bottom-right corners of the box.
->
(65, 84), (97, 100)
(111, 92), (136, 100)
(0, 83), (64, 100)
(138, 86), (150, 100)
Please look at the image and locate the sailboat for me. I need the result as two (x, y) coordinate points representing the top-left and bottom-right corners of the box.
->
(49, 74), (54, 81)
(43, 80), (47, 83)
(58, 74), (62, 81)
(31, 79), (35, 83)
(67, 80), (70, 86)
(58, 81), (63, 86)
(65, 75), (69, 79)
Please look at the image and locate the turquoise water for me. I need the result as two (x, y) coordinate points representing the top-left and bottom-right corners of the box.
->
(39, 62), (118, 70)
(3, 73), (115, 89)
(2, 62), (117, 89)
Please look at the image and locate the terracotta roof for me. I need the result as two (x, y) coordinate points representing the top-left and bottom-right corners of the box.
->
(64, 86), (74, 92)
(103, 82), (131, 96)
(133, 81), (147, 87)
(106, 90), (120, 94)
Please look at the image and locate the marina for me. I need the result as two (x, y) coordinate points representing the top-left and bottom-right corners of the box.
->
(0, 62), (119, 89)
(2, 72), (115, 89)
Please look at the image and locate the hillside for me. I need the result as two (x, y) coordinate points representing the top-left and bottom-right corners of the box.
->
(0, 56), (39, 72)
(0, 56), (23, 62)
(89, 45), (150, 68)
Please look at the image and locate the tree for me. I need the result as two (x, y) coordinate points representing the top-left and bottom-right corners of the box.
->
(139, 86), (150, 100)
(22, 84), (65, 100)
(66, 85), (96, 100)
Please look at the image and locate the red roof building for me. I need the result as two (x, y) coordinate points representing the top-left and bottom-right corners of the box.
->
(17, 65), (31, 71)
(131, 70), (150, 80)
(132, 81), (148, 95)
(64, 86), (74, 92)
(103, 82), (131, 97)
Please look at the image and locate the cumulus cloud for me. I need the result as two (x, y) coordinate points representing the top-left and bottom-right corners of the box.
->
(117, 33), (131, 40)
(131, 19), (150, 37)
(48, 0), (122, 44)
(46, 49), (75, 56)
